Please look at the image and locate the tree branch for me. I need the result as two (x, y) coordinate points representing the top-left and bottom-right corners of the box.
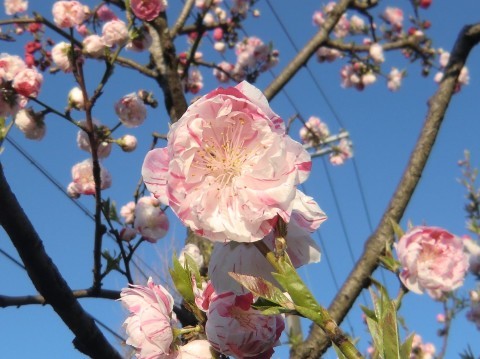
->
(170, 0), (196, 38)
(291, 22), (480, 359)
(0, 289), (121, 308)
(0, 163), (122, 359)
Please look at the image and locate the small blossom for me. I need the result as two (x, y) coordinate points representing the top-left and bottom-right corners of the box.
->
(349, 15), (365, 33)
(51, 42), (74, 72)
(178, 243), (204, 269)
(118, 134), (138, 152)
(299, 116), (330, 147)
(68, 86), (85, 110)
(205, 291), (284, 358)
(213, 41), (226, 53)
(70, 159), (112, 195)
(4, 0), (27, 15)
(67, 182), (80, 198)
(369, 43), (385, 63)
(130, 0), (166, 21)
(134, 196), (169, 242)
(383, 7), (403, 31)
(120, 277), (177, 359)
(316, 47), (342, 63)
(96, 4), (116, 22)
(12, 67), (43, 98)
(115, 92), (147, 128)
(183, 67), (203, 94)
(76, 120), (112, 158)
(102, 19), (129, 47)
(436, 313), (445, 323)
(213, 27), (223, 41)
(387, 67), (403, 92)
(213, 61), (233, 83)
(394, 226), (469, 299)
(120, 227), (138, 242)
(178, 340), (212, 359)
(14, 108), (45, 140)
(120, 201), (136, 224)
(329, 138), (353, 165)
(82, 34), (105, 57)
(52, 1), (86, 28)
(203, 12), (214, 26)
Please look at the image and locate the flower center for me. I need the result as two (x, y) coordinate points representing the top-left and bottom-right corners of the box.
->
(195, 119), (250, 189)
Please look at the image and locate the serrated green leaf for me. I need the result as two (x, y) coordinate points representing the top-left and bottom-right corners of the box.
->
(400, 333), (415, 359)
(169, 255), (194, 303)
(109, 200), (120, 223)
(229, 272), (295, 310)
(382, 301), (400, 359)
(272, 270), (319, 310)
(366, 316), (383, 356)
(360, 305), (378, 321)
(379, 254), (400, 273)
(184, 253), (201, 286)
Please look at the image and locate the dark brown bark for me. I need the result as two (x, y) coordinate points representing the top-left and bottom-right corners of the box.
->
(0, 163), (122, 359)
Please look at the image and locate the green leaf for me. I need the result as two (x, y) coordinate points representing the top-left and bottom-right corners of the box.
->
(382, 300), (400, 359)
(400, 333), (415, 359)
(272, 268), (319, 310)
(169, 255), (195, 303)
(360, 305), (377, 321)
(228, 272), (295, 310)
(109, 200), (120, 223)
(389, 218), (405, 240)
(183, 253), (201, 287)
(366, 316), (382, 356)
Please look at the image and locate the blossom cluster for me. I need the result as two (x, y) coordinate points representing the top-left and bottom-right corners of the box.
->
(0, 53), (43, 118)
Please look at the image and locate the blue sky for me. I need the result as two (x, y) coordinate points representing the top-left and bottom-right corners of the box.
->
(1, 1), (480, 358)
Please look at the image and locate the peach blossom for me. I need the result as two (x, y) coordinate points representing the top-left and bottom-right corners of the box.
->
(4, 0), (27, 15)
(134, 196), (169, 242)
(115, 92), (147, 128)
(70, 159), (112, 195)
(52, 1), (86, 28)
(14, 108), (45, 140)
(102, 19), (129, 47)
(130, 0), (166, 21)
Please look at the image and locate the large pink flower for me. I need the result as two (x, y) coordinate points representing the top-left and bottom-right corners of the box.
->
(395, 226), (469, 299)
(142, 81), (311, 243)
(205, 291), (284, 358)
(130, 0), (167, 21)
(209, 190), (326, 294)
(120, 277), (177, 359)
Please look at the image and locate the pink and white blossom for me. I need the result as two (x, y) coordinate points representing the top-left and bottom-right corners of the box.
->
(14, 108), (45, 140)
(115, 92), (147, 128)
(329, 138), (353, 165)
(12, 67), (42, 98)
(387, 67), (403, 91)
(316, 47), (342, 63)
(134, 196), (169, 242)
(209, 189), (326, 294)
(383, 7), (404, 31)
(213, 41), (226, 53)
(395, 226), (469, 299)
(142, 147), (169, 205)
(341, 63), (376, 90)
(120, 201), (136, 224)
(69, 159), (112, 195)
(178, 340), (212, 359)
(206, 291), (284, 358)
(4, 0), (28, 15)
(76, 120), (112, 158)
(130, 0), (167, 21)
(410, 335), (436, 359)
(0, 53), (26, 81)
(120, 227), (138, 242)
(299, 116), (330, 147)
(82, 34), (105, 57)
(102, 19), (129, 47)
(96, 4), (116, 22)
(68, 86), (85, 110)
(52, 1), (86, 28)
(142, 81), (312, 243)
(178, 243), (204, 269)
(120, 277), (177, 359)
(183, 67), (203, 94)
(51, 41), (74, 72)
(369, 43), (385, 64)
(349, 15), (365, 34)
(213, 61), (234, 83)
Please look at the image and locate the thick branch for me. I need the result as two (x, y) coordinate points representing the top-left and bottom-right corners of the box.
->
(292, 23), (480, 359)
(263, 0), (352, 101)
(0, 163), (122, 359)
(0, 289), (121, 308)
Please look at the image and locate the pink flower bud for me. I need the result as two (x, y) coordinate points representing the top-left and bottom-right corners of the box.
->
(213, 41), (226, 53)
(70, 159), (112, 195)
(119, 227), (137, 242)
(12, 67), (43, 98)
(212, 27), (223, 41)
(118, 134), (137, 152)
(120, 201), (136, 224)
(115, 93), (147, 128)
(134, 196), (169, 242)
